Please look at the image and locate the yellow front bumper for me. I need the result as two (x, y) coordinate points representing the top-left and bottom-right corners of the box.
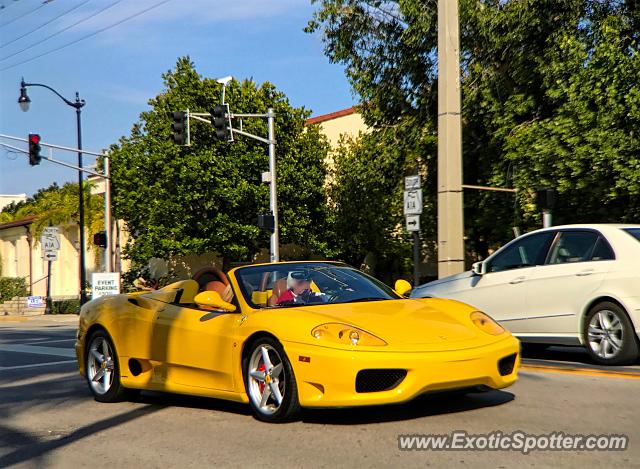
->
(284, 336), (520, 408)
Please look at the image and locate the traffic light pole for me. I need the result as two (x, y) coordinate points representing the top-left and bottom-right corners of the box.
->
(189, 109), (280, 262)
(267, 108), (279, 262)
(75, 99), (88, 305)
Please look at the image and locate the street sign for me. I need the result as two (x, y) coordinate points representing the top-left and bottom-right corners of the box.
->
(44, 251), (58, 261)
(27, 296), (43, 308)
(41, 227), (60, 262)
(406, 214), (420, 232)
(404, 189), (423, 215)
(404, 175), (421, 190)
(92, 272), (121, 300)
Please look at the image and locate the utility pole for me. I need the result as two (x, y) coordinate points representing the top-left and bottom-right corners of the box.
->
(437, 0), (465, 278)
(267, 108), (279, 262)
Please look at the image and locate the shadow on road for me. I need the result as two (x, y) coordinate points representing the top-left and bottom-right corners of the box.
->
(521, 344), (640, 370)
(0, 405), (164, 468)
(301, 389), (515, 425)
(135, 390), (253, 417)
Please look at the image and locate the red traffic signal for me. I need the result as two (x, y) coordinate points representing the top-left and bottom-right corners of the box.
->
(28, 133), (42, 166)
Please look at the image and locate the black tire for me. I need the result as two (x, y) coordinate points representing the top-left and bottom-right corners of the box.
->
(243, 336), (301, 423)
(85, 329), (137, 402)
(583, 302), (639, 365)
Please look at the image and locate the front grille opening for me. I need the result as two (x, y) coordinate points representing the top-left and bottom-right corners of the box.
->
(498, 353), (517, 376)
(356, 369), (407, 393)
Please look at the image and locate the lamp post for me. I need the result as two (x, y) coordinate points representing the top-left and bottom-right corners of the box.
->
(19, 78), (88, 305)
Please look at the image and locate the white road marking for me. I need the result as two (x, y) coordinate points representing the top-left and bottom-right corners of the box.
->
(23, 338), (76, 345)
(0, 344), (76, 358)
(0, 360), (77, 370)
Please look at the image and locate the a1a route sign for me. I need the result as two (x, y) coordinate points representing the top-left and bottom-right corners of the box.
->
(403, 189), (423, 215)
(41, 227), (60, 262)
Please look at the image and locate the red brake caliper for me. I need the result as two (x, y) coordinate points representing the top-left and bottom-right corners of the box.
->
(257, 362), (266, 393)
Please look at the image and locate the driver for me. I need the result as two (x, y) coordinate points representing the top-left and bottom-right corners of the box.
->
(276, 270), (327, 305)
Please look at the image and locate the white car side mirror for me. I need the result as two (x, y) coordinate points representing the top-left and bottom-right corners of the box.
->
(471, 261), (486, 276)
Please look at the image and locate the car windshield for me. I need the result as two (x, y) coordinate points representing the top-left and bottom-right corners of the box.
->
(623, 228), (640, 243)
(233, 262), (400, 309)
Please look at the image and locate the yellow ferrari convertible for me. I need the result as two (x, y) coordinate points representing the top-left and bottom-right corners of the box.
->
(76, 261), (520, 422)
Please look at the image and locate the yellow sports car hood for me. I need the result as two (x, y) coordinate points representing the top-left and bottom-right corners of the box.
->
(263, 298), (507, 351)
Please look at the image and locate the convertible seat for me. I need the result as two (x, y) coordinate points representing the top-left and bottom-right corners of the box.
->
(205, 280), (233, 302)
(192, 266), (233, 302)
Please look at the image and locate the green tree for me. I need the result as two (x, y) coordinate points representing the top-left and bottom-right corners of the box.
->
(109, 57), (330, 276)
(327, 122), (436, 281)
(0, 182), (103, 241)
(308, 0), (640, 258)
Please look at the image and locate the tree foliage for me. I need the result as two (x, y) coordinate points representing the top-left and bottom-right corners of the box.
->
(0, 182), (103, 241)
(327, 122), (436, 280)
(308, 0), (640, 259)
(109, 58), (330, 274)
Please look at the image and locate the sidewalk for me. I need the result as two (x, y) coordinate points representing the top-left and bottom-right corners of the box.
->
(0, 314), (79, 325)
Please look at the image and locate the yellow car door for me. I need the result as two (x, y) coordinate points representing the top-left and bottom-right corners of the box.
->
(152, 301), (240, 391)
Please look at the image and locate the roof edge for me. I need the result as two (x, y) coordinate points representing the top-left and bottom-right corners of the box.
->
(305, 107), (358, 125)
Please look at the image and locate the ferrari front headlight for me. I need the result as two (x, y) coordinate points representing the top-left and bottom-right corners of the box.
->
(311, 323), (387, 346)
(471, 311), (505, 336)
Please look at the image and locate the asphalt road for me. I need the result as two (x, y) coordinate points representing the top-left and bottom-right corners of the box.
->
(1, 316), (639, 468)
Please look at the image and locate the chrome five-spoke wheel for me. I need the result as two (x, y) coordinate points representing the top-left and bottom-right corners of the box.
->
(85, 330), (133, 402)
(244, 337), (300, 422)
(248, 345), (285, 415)
(87, 335), (115, 395)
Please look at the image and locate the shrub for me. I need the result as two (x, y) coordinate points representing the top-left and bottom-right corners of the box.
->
(51, 298), (80, 315)
(0, 277), (28, 303)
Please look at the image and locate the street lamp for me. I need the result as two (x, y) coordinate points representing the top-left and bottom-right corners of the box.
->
(19, 78), (89, 305)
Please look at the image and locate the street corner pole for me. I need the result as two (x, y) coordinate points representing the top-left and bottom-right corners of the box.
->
(76, 96), (87, 305)
(437, 0), (465, 278)
(267, 108), (279, 262)
(45, 260), (52, 314)
(413, 231), (421, 287)
(104, 153), (112, 272)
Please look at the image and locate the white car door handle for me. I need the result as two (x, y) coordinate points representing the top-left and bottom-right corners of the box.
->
(576, 269), (595, 276)
(509, 276), (526, 284)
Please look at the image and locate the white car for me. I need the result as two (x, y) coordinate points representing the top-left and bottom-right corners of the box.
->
(412, 224), (640, 365)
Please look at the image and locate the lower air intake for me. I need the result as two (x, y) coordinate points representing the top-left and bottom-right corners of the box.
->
(498, 353), (518, 376)
(355, 369), (407, 393)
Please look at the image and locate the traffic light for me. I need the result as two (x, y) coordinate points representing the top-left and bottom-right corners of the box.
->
(28, 133), (41, 166)
(257, 214), (275, 233)
(93, 231), (107, 247)
(536, 188), (556, 211)
(170, 111), (188, 145)
(212, 104), (231, 141)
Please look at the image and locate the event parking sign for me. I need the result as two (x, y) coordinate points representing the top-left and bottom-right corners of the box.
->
(91, 273), (121, 300)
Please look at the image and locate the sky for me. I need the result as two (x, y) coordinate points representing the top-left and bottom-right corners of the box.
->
(0, 0), (356, 197)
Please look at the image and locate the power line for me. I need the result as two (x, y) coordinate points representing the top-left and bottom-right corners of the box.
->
(0, 0), (23, 13)
(1, 0), (174, 71)
(1, 0), (124, 62)
(0, 0), (47, 28)
(1, 0), (93, 49)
